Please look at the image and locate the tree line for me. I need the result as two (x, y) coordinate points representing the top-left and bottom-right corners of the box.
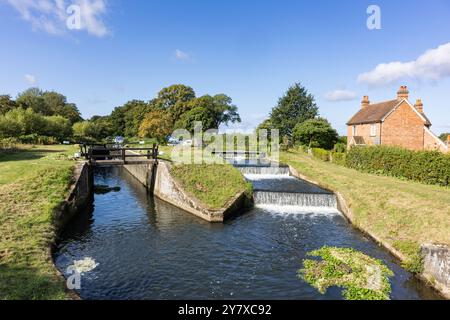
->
(0, 85), (241, 144)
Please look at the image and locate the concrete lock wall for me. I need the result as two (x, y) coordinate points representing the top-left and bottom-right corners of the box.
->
(422, 244), (450, 299)
(123, 162), (155, 189)
(123, 160), (247, 222)
(54, 162), (93, 235)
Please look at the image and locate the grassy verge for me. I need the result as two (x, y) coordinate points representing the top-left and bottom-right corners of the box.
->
(0, 145), (77, 300)
(170, 163), (252, 210)
(281, 150), (450, 272)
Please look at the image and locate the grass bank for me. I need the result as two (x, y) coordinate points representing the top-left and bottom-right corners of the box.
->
(170, 163), (252, 210)
(281, 150), (450, 272)
(0, 145), (77, 300)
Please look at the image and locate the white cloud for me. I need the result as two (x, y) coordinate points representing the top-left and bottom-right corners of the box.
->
(5, 0), (109, 37)
(174, 49), (191, 61)
(324, 89), (357, 102)
(24, 74), (37, 85)
(358, 42), (450, 86)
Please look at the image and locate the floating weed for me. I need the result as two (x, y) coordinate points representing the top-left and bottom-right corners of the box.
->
(299, 246), (394, 300)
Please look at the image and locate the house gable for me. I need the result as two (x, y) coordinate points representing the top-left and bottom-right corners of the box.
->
(382, 98), (430, 126)
(380, 100), (425, 151)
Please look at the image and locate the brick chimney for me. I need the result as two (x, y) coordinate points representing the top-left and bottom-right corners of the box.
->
(397, 85), (409, 100)
(415, 99), (424, 113)
(361, 95), (370, 109)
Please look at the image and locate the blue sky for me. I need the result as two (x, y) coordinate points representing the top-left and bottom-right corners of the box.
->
(1, 0), (450, 135)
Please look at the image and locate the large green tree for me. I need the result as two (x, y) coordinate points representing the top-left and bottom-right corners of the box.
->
(109, 100), (152, 137)
(293, 117), (338, 150)
(15, 88), (82, 124)
(174, 94), (240, 132)
(0, 95), (16, 115)
(269, 83), (319, 139)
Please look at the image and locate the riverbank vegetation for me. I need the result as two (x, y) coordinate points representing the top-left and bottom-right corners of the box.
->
(299, 246), (394, 300)
(0, 145), (76, 299)
(281, 150), (450, 273)
(170, 163), (252, 210)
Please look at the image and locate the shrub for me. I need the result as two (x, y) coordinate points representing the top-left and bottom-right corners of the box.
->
(333, 142), (347, 153)
(331, 152), (346, 166)
(0, 137), (20, 151)
(346, 146), (450, 187)
(311, 148), (330, 162)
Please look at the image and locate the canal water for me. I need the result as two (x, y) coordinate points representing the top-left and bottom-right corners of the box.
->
(54, 166), (441, 300)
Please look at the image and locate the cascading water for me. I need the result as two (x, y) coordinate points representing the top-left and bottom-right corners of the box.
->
(253, 191), (337, 207)
(234, 159), (338, 211)
(236, 166), (291, 175)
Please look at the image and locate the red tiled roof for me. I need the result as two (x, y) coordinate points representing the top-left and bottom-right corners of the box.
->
(347, 99), (431, 126)
(347, 100), (399, 125)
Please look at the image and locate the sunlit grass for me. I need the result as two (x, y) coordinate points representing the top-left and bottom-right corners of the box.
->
(0, 145), (77, 299)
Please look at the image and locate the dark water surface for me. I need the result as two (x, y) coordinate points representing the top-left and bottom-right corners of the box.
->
(54, 167), (441, 300)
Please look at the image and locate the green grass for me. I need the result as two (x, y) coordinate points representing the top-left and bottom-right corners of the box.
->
(281, 150), (450, 272)
(170, 163), (252, 210)
(299, 246), (394, 300)
(0, 145), (77, 300)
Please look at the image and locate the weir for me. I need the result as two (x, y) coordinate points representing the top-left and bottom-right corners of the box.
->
(233, 159), (338, 210)
(253, 191), (337, 207)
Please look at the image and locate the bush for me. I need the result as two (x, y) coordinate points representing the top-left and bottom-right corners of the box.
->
(333, 142), (347, 153)
(311, 148), (330, 162)
(0, 137), (20, 151)
(331, 152), (346, 166)
(18, 134), (58, 145)
(346, 146), (450, 187)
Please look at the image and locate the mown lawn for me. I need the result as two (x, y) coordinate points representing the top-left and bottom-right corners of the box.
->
(0, 145), (77, 300)
(281, 150), (450, 272)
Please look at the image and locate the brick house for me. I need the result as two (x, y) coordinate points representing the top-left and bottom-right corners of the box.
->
(347, 86), (448, 153)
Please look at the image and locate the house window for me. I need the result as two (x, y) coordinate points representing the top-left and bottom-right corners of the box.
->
(352, 125), (357, 136)
(370, 124), (377, 137)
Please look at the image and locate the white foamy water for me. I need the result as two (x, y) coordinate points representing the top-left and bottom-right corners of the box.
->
(71, 257), (99, 273)
(244, 174), (291, 180)
(256, 204), (341, 217)
(238, 166), (291, 175)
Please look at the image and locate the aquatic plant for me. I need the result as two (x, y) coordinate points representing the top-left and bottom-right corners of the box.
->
(299, 246), (394, 300)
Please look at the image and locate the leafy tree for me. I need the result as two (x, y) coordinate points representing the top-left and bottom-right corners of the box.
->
(293, 118), (338, 150)
(43, 116), (72, 140)
(439, 133), (450, 142)
(175, 95), (241, 131)
(42, 91), (82, 124)
(16, 88), (49, 115)
(109, 100), (152, 137)
(270, 83), (319, 139)
(0, 95), (16, 115)
(256, 118), (275, 141)
(138, 110), (173, 143)
(157, 84), (196, 109)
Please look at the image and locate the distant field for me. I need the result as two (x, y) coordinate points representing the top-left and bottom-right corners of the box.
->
(0, 145), (77, 300)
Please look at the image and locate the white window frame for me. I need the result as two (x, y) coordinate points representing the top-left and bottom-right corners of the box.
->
(352, 125), (357, 136)
(370, 124), (377, 137)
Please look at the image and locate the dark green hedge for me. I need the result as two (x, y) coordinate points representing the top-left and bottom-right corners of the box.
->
(346, 146), (450, 187)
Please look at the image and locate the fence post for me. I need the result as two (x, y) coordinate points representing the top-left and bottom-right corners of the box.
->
(122, 148), (126, 163)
